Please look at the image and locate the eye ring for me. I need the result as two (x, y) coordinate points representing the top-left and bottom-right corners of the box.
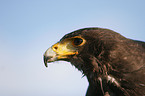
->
(73, 38), (83, 46)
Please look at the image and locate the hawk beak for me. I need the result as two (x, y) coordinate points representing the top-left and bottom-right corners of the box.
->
(43, 42), (78, 67)
(43, 47), (57, 67)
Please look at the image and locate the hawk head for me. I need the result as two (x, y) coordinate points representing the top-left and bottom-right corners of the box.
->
(43, 28), (119, 75)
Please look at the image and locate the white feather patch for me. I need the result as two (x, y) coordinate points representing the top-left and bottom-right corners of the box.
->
(107, 75), (120, 87)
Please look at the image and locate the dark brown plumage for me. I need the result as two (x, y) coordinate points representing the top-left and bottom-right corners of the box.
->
(43, 28), (145, 96)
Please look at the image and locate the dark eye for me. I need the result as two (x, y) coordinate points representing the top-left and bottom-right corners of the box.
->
(73, 38), (83, 46)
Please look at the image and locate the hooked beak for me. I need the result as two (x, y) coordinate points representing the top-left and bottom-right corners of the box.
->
(43, 47), (57, 67)
(43, 42), (78, 67)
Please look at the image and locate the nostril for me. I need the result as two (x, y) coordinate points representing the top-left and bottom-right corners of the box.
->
(54, 46), (58, 50)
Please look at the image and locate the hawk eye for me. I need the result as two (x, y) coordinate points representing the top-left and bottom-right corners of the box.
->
(73, 38), (83, 46)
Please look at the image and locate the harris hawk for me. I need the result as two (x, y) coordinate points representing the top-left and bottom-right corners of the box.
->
(43, 28), (145, 96)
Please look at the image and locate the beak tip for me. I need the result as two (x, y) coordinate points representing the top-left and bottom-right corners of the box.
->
(44, 55), (48, 67)
(45, 63), (48, 67)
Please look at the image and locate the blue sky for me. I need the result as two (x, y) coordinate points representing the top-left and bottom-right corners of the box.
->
(0, 0), (145, 96)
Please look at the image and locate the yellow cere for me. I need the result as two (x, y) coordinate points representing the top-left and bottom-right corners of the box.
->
(52, 41), (78, 56)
